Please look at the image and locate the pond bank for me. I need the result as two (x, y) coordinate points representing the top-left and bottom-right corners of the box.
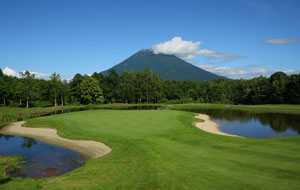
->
(195, 114), (243, 138)
(0, 121), (111, 159)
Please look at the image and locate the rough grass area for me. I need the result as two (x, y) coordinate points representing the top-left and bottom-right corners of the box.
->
(0, 106), (83, 128)
(1, 109), (300, 190)
(172, 103), (300, 114)
(0, 156), (24, 184)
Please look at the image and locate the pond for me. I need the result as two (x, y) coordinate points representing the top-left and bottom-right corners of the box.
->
(177, 108), (300, 138)
(0, 135), (85, 178)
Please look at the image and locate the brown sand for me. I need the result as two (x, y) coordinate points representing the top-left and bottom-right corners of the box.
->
(0, 121), (111, 159)
(195, 114), (243, 138)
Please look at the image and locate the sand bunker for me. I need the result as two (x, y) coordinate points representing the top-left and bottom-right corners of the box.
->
(195, 114), (242, 138)
(0, 121), (111, 159)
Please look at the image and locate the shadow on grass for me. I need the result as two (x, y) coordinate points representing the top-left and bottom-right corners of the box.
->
(0, 177), (11, 184)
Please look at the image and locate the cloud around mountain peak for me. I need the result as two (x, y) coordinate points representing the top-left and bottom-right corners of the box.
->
(152, 37), (201, 60)
(151, 37), (246, 62)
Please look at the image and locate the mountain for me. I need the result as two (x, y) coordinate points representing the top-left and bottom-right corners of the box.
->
(102, 49), (226, 82)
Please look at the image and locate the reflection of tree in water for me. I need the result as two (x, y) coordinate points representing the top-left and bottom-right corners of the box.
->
(21, 137), (37, 148)
(0, 134), (15, 140)
(178, 108), (300, 134)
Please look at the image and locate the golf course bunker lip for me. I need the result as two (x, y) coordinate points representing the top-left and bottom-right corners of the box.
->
(0, 121), (112, 159)
(195, 114), (243, 138)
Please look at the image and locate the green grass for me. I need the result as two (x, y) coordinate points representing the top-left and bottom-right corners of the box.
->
(1, 109), (300, 189)
(0, 156), (25, 184)
(0, 106), (84, 128)
(171, 103), (300, 114)
(0, 103), (161, 128)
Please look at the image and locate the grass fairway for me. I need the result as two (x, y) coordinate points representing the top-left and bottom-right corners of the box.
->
(1, 109), (300, 190)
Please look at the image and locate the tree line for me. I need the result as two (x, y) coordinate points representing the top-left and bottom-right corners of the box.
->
(0, 68), (299, 107)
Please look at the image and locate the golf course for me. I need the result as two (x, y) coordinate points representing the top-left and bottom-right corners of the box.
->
(1, 0), (300, 189)
(1, 108), (300, 190)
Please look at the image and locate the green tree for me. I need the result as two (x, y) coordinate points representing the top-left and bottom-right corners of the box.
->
(120, 71), (135, 103)
(59, 80), (68, 106)
(152, 73), (163, 103)
(69, 73), (84, 103)
(79, 76), (104, 104)
(50, 73), (61, 106)
(20, 71), (35, 108)
(249, 76), (270, 104)
(0, 69), (7, 106)
(15, 81), (25, 106)
(102, 70), (119, 103)
(135, 71), (145, 103)
(144, 68), (153, 103)
(269, 72), (289, 104)
(286, 74), (300, 104)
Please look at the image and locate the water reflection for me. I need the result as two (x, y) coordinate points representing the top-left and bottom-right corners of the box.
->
(0, 135), (37, 149)
(176, 108), (300, 138)
(21, 138), (37, 148)
(0, 135), (85, 178)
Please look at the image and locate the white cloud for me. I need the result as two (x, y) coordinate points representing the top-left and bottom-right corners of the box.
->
(3, 67), (19, 77)
(152, 37), (245, 62)
(282, 69), (300, 75)
(264, 38), (300, 45)
(3, 67), (52, 80)
(152, 37), (201, 60)
(29, 71), (52, 79)
(198, 49), (247, 62)
(199, 65), (299, 79)
(2, 67), (71, 81)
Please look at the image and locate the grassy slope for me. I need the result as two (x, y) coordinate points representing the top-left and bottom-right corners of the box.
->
(1, 110), (300, 190)
(172, 103), (300, 114)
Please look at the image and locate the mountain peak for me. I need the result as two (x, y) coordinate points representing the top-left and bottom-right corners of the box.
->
(102, 50), (226, 82)
(139, 49), (151, 52)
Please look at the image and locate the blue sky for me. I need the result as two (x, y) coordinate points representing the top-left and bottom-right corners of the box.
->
(0, 0), (300, 79)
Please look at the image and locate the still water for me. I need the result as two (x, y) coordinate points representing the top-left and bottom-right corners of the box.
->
(178, 108), (300, 138)
(0, 135), (85, 178)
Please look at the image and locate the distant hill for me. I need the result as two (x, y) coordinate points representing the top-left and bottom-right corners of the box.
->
(102, 49), (226, 82)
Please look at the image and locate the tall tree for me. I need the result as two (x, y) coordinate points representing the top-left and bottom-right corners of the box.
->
(20, 71), (35, 108)
(0, 69), (7, 106)
(120, 71), (135, 103)
(135, 71), (145, 103)
(15, 81), (24, 106)
(286, 74), (300, 104)
(269, 72), (289, 104)
(102, 70), (119, 103)
(59, 80), (68, 106)
(151, 73), (163, 103)
(50, 73), (61, 106)
(79, 76), (104, 104)
(69, 73), (84, 103)
(144, 68), (152, 103)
